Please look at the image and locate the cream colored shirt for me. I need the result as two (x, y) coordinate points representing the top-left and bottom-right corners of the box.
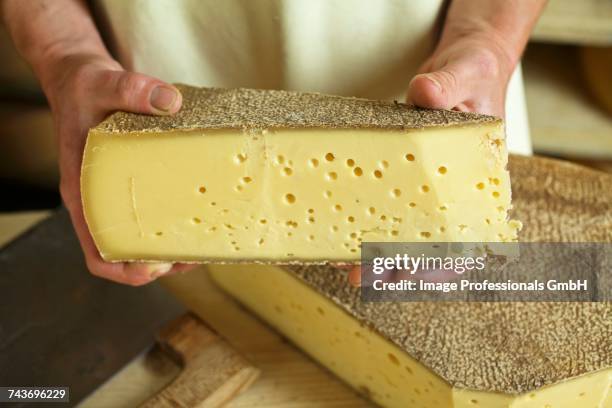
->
(94, 0), (531, 154)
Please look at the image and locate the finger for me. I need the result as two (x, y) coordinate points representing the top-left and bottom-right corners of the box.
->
(348, 266), (361, 287)
(166, 263), (199, 275)
(407, 65), (468, 111)
(94, 70), (182, 115)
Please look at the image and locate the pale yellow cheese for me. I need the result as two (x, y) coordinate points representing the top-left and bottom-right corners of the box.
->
(82, 123), (519, 263)
(209, 265), (612, 408)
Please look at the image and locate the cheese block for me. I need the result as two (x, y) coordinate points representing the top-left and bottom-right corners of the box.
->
(82, 85), (520, 263)
(209, 264), (612, 408)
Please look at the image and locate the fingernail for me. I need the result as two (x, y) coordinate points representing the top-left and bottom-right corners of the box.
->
(150, 86), (179, 112)
(423, 74), (442, 92)
(148, 262), (173, 279)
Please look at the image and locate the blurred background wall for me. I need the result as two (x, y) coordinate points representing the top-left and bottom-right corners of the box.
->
(0, 0), (610, 215)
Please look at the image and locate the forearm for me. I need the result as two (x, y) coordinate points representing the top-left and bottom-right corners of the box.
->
(1, 0), (115, 89)
(439, 0), (547, 72)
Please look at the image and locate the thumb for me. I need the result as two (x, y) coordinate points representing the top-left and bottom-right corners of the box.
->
(407, 63), (470, 111)
(95, 70), (182, 115)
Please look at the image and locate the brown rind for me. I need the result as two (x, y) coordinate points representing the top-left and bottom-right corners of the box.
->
(93, 84), (499, 134)
(285, 265), (611, 395)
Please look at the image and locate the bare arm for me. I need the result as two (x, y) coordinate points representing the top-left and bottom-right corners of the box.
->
(408, 0), (547, 116)
(2, 0), (189, 285)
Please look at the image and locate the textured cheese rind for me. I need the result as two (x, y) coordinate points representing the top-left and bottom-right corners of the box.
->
(209, 264), (612, 404)
(93, 84), (499, 133)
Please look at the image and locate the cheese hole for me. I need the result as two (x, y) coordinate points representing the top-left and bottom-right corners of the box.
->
(235, 153), (247, 164)
(470, 400), (478, 405)
(439, 226), (446, 233)
(346, 159), (355, 167)
(259, 219), (267, 224)
(373, 170), (383, 179)
(353, 167), (363, 176)
(155, 231), (163, 236)
(409, 202), (417, 208)
(192, 217), (202, 224)
(210, 201), (217, 206)
(391, 230), (399, 236)
(308, 208), (315, 214)
(286, 232), (293, 237)
(421, 231), (432, 238)
(439, 205), (447, 211)
(350, 248), (357, 253)
(324, 190), (332, 198)
(258, 238), (265, 245)
(283, 167), (293, 176)
(492, 191), (500, 198)
(421, 185), (430, 193)
(380, 160), (389, 169)
(405, 153), (415, 161)
(334, 204), (343, 212)
(309, 158), (319, 168)
(380, 215), (387, 221)
(308, 216), (315, 223)
(327, 172), (338, 180)
(492, 177), (501, 185)
(331, 225), (339, 232)
(476, 182), (485, 190)
(235, 185), (243, 192)
(347, 216), (355, 223)
(198, 186), (207, 194)
(368, 207), (376, 215)
(392, 188), (401, 198)
(317, 307), (325, 315)
(242, 176), (252, 183)
(485, 218), (491, 224)
(438, 166), (447, 174)
(325, 152), (335, 161)
(276, 155), (285, 165)
(285, 193), (296, 204)
(350, 232), (358, 239)
(308, 235), (315, 241)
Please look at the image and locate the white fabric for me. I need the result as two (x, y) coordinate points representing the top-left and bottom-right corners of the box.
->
(95, 0), (531, 154)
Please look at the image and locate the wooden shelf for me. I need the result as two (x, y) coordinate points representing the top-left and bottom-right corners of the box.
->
(523, 44), (612, 159)
(532, 0), (612, 46)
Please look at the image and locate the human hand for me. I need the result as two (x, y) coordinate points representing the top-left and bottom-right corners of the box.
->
(407, 34), (513, 118)
(43, 55), (194, 285)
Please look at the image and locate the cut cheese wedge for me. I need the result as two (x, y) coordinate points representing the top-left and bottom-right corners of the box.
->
(82, 85), (520, 263)
(209, 264), (612, 408)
